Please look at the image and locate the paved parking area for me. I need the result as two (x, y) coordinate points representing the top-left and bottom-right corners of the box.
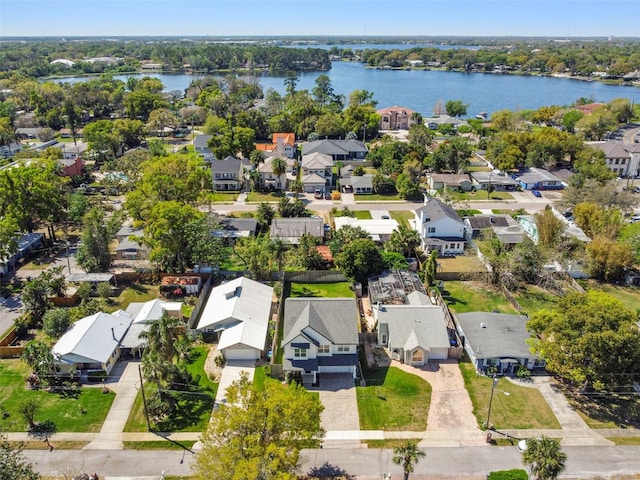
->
(310, 373), (359, 432)
(370, 209), (390, 220)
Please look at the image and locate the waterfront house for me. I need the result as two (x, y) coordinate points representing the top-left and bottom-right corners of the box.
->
(377, 106), (418, 130)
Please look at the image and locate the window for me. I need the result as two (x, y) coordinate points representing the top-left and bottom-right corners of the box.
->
(337, 345), (349, 352)
(318, 345), (330, 354)
(381, 333), (387, 344)
(294, 348), (307, 358)
(615, 159), (619, 165)
(427, 227), (436, 233)
(215, 173), (220, 178)
(450, 243), (456, 249)
(411, 349), (423, 362)
(622, 159), (626, 164)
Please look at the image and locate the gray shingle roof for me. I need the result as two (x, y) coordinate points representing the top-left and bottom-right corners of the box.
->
(456, 312), (533, 360)
(414, 197), (463, 224)
(270, 217), (323, 240)
(302, 139), (368, 157)
(211, 156), (247, 173)
(283, 298), (358, 346)
(377, 305), (450, 351)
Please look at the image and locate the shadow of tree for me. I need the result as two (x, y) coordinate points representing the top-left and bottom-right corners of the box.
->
(306, 461), (354, 479)
(28, 419), (57, 444)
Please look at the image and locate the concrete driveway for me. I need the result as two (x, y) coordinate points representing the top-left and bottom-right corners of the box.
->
(214, 361), (255, 408)
(310, 373), (359, 433)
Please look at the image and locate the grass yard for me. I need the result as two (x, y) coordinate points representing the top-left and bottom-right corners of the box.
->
(123, 440), (196, 450)
(446, 190), (514, 201)
(0, 359), (115, 432)
(111, 284), (160, 311)
(352, 210), (373, 219)
(356, 366), (431, 431)
(437, 254), (486, 274)
(605, 437), (640, 445)
(124, 346), (217, 432)
(355, 193), (403, 201)
(442, 281), (517, 314)
(569, 390), (640, 429)
(218, 246), (247, 271)
(246, 191), (285, 202)
(389, 210), (414, 227)
(459, 362), (561, 430)
(290, 282), (354, 298)
(580, 280), (640, 313)
(201, 192), (238, 203)
(511, 285), (561, 315)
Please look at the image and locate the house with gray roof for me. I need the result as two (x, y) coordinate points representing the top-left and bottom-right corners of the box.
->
(212, 217), (258, 239)
(211, 156), (249, 191)
(301, 139), (368, 161)
(412, 196), (467, 256)
(465, 214), (526, 246)
(513, 168), (563, 190)
(340, 173), (374, 194)
(301, 152), (333, 185)
(282, 298), (359, 384)
(194, 134), (213, 160)
(469, 171), (518, 192)
(195, 276), (273, 361)
(115, 224), (147, 260)
(587, 141), (640, 178)
(427, 173), (473, 192)
(270, 217), (324, 245)
(373, 301), (451, 365)
(455, 312), (545, 375)
(300, 172), (328, 193)
(257, 156), (295, 190)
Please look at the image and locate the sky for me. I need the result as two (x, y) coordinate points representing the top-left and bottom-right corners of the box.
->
(0, 0), (639, 38)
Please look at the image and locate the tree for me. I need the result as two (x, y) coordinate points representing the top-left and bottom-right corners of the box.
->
(18, 398), (41, 429)
(329, 224), (371, 257)
(21, 277), (50, 324)
(522, 436), (566, 480)
(392, 441), (426, 480)
(386, 224), (421, 258)
(528, 291), (640, 391)
(63, 98), (81, 146)
(76, 207), (121, 272)
(0, 215), (20, 270)
(294, 233), (324, 270)
(147, 108), (179, 142)
(234, 235), (274, 281)
(271, 156), (288, 183)
(408, 123), (433, 148)
(0, 433), (40, 480)
(430, 138), (472, 173)
(423, 249), (439, 287)
(21, 341), (55, 385)
(334, 238), (385, 284)
(255, 203), (275, 233)
(585, 235), (633, 281)
(534, 206), (565, 248)
(42, 308), (71, 339)
(141, 312), (183, 393)
(445, 100), (468, 118)
(193, 374), (323, 480)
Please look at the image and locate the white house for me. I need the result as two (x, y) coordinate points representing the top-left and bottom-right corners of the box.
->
(412, 196), (467, 256)
(195, 277), (273, 361)
(282, 298), (359, 385)
(301, 152), (333, 186)
(52, 311), (133, 375)
(257, 156), (295, 190)
(334, 216), (399, 242)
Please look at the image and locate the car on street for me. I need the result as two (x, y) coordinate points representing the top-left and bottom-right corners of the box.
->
(532, 190), (542, 198)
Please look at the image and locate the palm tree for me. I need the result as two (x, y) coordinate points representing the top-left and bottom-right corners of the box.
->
(392, 441), (426, 480)
(271, 157), (288, 190)
(290, 180), (303, 199)
(387, 224), (421, 258)
(269, 237), (288, 279)
(522, 436), (567, 480)
(335, 161), (344, 191)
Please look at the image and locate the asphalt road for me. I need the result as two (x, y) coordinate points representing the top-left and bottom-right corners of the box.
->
(22, 445), (640, 478)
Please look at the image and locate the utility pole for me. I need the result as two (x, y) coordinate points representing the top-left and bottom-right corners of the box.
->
(138, 364), (151, 432)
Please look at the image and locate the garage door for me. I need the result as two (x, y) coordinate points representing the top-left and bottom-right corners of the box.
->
(319, 365), (355, 376)
(223, 348), (259, 361)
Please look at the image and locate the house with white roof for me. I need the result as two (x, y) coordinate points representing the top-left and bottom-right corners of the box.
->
(119, 299), (183, 354)
(195, 277), (273, 361)
(334, 216), (399, 242)
(52, 311), (133, 375)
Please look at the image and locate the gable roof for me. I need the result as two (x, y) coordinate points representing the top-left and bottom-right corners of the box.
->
(515, 168), (563, 184)
(414, 197), (464, 224)
(302, 139), (368, 156)
(194, 134), (212, 150)
(466, 214), (514, 230)
(587, 141), (632, 159)
(429, 173), (472, 185)
(377, 105), (415, 116)
(376, 305), (450, 351)
(301, 172), (327, 185)
(270, 217), (324, 240)
(257, 156), (294, 174)
(283, 298), (358, 346)
(334, 217), (399, 238)
(340, 174), (374, 189)
(52, 311), (132, 365)
(125, 299), (182, 325)
(456, 312), (533, 360)
(302, 152), (333, 169)
(211, 156), (248, 173)
(212, 217), (258, 238)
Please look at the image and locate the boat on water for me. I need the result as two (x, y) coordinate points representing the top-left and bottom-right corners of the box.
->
(476, 112), (488, 120)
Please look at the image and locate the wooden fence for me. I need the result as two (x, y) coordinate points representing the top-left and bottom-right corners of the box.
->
(0, 327), (24, 358)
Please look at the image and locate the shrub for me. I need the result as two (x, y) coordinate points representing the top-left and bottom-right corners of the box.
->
(96, 282), (112, 299)
(42, 308), (71, 339)
(488, 469), (528, 480)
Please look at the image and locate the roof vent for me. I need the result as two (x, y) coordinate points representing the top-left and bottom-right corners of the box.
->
(480, 323), (487, 328)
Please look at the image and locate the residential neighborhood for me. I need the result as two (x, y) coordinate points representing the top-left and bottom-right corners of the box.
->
(1, 34), (640, 480)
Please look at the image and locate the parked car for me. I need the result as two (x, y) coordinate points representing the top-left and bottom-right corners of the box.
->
(314, 189), (323, 199)
(324, 191), (332, 200)
(532, 190), (542, 198)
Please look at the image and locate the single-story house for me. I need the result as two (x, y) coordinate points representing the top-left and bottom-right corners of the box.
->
(120, 299), (183, 353)
(52, 311), (133, 375)
(211, 217), (258, 239)
(412, 196), (467, 256)
(428, 173), (473, 192)
(115, 224), (147, 260)
(59, 157), (85, 177)
(513, 168), (563, 190)
(465, 214), (526, 245)
(340, 174), (374, 194)
(423, 114), (469, 130)
(373, 302), (451, 365)
(195, 277), (273, 362)
(0, 232), (44, 277)
(334, 216), (399, 242)
(282, 297), (359, 384)
(455, 312), (545, 375)
(469, 171), (518, 191)
(270, 217), (324, 245)
(0, 141), (22, 158)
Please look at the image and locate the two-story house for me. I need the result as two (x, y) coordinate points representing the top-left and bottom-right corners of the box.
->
(301, 152), (333, 192)
(587, 141), (640, 178)
(282, 298), (359, 385)
(257, 156), (295, 190)
(256, 133), (296, 159)
(211, 156), (249, 191)
(377, 106), (418, 130)
(412, 196), (467, 256)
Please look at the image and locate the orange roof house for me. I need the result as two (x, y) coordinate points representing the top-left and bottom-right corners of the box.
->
(255, 133), (296, 159)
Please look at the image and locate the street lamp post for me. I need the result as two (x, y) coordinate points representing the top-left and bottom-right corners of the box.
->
(485, 375), (510, 429)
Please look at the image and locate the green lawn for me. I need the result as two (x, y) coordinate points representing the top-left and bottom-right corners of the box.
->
(580, 280), (640, 313)
(0, 359), (115, 432)
(246, 191), (285, 202)
(124, 346), (217, 432)
(356, 366), (431, 431)
(111, 284), (160, 311)
(459, 362), (560, 430)
(352, 210), (373, 220)
(512, 285), (561, 315)
(218, 246), (247, 271)
(389, 210), (414, 227)
(355, 193), (402, 201)
(446, 190), (514, 201)
(290, 282), (354, 298)
(442, 281), (517, 314)
(201, 192), (238, 204)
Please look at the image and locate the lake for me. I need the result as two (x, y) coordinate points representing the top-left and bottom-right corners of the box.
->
(57, 61), (640, 117)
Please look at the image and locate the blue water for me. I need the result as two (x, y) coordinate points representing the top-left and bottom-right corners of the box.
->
(57, 60), (640, 117)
